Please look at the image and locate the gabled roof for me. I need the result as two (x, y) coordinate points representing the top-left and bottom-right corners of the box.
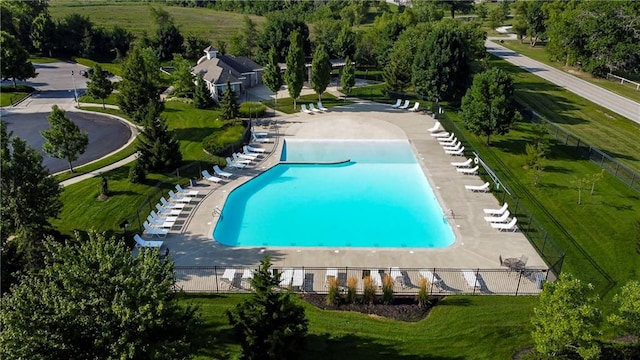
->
(192, 54), (264, 85)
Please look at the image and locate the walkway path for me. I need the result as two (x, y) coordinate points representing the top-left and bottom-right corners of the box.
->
(485, 39), (640, 123)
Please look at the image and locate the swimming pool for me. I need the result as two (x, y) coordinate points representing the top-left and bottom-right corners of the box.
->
(213, 139), (455, 248)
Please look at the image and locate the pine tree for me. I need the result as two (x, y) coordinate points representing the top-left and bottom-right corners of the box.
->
(219, 80), (239, 120)
(136, 101), (182, 172)
(117, 46), (162, 123)
(341, 57), (355, 96)
(285, 31), (305, 110)
(311, 44), (332, 103)
(193, 74), (213, 109)
(85, 64), (113, 109)
(262, 46), (283, 105)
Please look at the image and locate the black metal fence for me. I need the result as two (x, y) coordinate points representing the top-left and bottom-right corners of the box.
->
(174, 266), (548, 296)
(517, 104), (640, 193)
(437, 112), (565, 277)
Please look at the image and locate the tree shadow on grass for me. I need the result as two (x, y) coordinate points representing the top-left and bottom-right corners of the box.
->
(171, 127), (224, 142)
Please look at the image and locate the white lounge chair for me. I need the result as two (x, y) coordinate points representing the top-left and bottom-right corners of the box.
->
(432, 131), (451, 138)
(457, 165), (478, 175)
(143, 221), (169, 238)
(235, 152), (257, 161)
(245, 145), (266, 154)
(427, 121), (441, 133)
(442, 142), (462, 151)
(391, 99), (402, 108)
(445, 146), (465, 156)
(147, 215), (175, 229)
(491, 217), (518, 232)
(150, 210), (178, 223)
(408, 102), (420, 112)
(241, 146), (261, 158)
(463, 270), (481, 290)
(202, 170), (222, 183)
(465, 182), (490, 192)
(251, 132), (274, 143)
(300, 104), (312, 114)
(213, 165), (233, 179)
(168, 190), (193, 203)
(279, 268), (294, 287)
(226, 157), (246, 169)
(241, 268), (253, 289)
(134, 234), (164, 248)
(419, 269), (443, 290)
(324, 268), (338, 287)
(438, 133), (455, 143)
(232, 153), (252, 164)
(439, 138), (458, 147)
(161, 196), (186, 209)
(222, 268), (236, 290)
(175, 184), (199, 196)
(369, 269), (382, 287)
(156, 203), (182, 216)
(251, 129), (268, 137)
(318, 102), (328, 111)
(484, 210), (511, 223)
(308, 103), (321, 113)
(292, 269), (304, 289)
(484, 203), (509, 215)
(398, 100), (410, 109)
(451, 158), (473, 168)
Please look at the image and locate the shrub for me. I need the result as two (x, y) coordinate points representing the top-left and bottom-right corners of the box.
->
(239, 101), (266, 118)
(417, 277), (429, 308)
(346, 276), (358, 304)
(382, 275), (394, 305)
(325, 277), (340, 306)
(202, 124), (245, 156)
(363, 276), (376, 305)
(128, 160), (146, 183)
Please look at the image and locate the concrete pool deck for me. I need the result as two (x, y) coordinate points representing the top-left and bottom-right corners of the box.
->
(158, 100), (546, 274)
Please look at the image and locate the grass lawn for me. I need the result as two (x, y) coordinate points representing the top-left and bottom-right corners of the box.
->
(265, 92), (350, 114)
(489, 56), (640, 174)
(0, 85), (34, 107)
(78, 92), (119, 107)
(54, 139), (138, 183)
(49, 1), (266, 44)
(499, 40), (640, 103)
(183, 294), (539, 360)
(29, 56), (67, 64)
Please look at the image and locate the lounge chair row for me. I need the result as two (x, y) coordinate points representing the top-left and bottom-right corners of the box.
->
(301, 102), (329, 114)
(482, 202), (518, 232)
(390, 99), (420, 112)
(200, 146), (267, 183)
(143, 185), (203, 237)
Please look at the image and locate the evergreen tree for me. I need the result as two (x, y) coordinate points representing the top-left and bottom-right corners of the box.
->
(193, 74), (213, 109)
(41, 105), (89, 173)
(285, 31), (305, 110)
(460, 68), (520, 145)
(227, 256), (308, 360)
(219, 81), (239, 120)
(117, 46), (162, 123)
(311, 44), (331, 103)
(0, 231), (202, 360)
(262, 46), (283, 104)
(340, 56), (355, 96)
(136, 102), (182, 172)
(128, 159), (146, 184)
(85, 64), (113, 109)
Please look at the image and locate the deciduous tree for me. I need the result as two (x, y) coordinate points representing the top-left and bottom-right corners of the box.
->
(170, 54), (194, 97)
(262, 46), (283, 104)
(285, 31), (305, 110)
(460, 68), (520, 145)
(41, 105), (89, 173)
(0, 31), (37, 87)
(257, 13), (310, 64)
(227, 256), (308, 360)
(340, 56), (355, 96)
(311, 44), (331, 103)
(609, 280), (640, 342)
(531, 273), (601, 360)
(336, 26), (356, 60)
(85, 64), (113, 109)
(30, 11), (56, 57)
(0, 231), (202, 360)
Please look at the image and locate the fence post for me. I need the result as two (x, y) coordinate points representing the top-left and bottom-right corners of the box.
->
(541, 233), (548, 254)
(576, 138), (581, 152)
(215, 266), (219, 293)
(614, 163), (620, 177)
(515, 271), (522, 296)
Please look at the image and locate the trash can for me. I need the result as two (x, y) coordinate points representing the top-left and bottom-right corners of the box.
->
(535, 273), (546, 289)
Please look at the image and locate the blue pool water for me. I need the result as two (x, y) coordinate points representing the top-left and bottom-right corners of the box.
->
(213, 139), (455, 248)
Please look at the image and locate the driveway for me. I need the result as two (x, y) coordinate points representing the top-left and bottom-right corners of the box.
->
(485, 39), (640, 124)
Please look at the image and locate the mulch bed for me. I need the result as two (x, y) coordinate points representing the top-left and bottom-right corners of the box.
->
(300, 293), (444, 322)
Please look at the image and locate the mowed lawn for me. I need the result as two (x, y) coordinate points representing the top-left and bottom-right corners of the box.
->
(490, 56), (640, 174)
(49, 1), (266, 43)
(184, 294), (539, 360)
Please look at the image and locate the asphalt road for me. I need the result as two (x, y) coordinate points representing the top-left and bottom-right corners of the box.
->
(485, 39), (640, 124)
(2, 62), (132, 174)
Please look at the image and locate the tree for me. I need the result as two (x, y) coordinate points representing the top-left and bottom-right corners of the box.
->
(136, 102), (182, 172)
(193, 74), (213, 109)
(30, 11), (56, 57)
(262, 46), (283, 105)
(335, 26), (356, 60)
(437, 0), (474, 19)
(0, 231), (202, 360)
(460, 68), (520, 145)
(170, 54), (194, 97)
(532, 273), (601, 360)
(609, 280), (640, 342)
(515, 0), (546, 47)
(285, 31), (305, 110)
(183, 34), (208, 61)
(341, 56), (355, 96)
(311, 44), (331, 103)
(85, 64), (113, 109)
(383, 36), (414, 94)
(312, 19), (341, 58)
(0, 31), (37, 87)
(220, 81), (240, 120)
(150, 7), (183, 61)
(227, 256), (308, 360)
(241, 15), (257, 58)
(257, 13), (310, 64)
(117, 46), (162, 123)
(1, 120), (62, 249)
(41, 105), (89, 173)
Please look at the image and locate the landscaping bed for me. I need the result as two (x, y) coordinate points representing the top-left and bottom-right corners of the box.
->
(300, 293), (443, 322)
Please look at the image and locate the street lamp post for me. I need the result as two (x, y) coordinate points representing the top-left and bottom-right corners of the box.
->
(71, 71), (78, 105)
